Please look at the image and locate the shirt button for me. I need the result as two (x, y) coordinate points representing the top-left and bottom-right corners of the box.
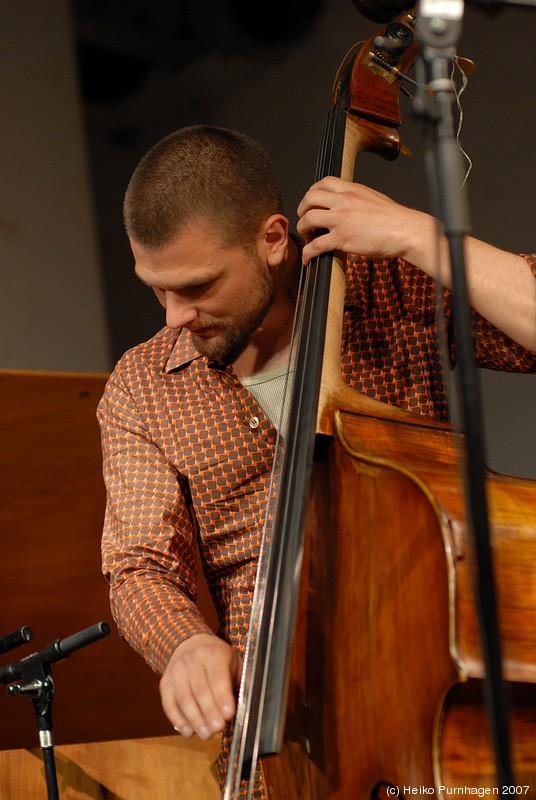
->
(249, 416), (260, 429)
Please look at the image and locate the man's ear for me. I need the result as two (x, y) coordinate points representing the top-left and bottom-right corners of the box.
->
(260, 214), (290, 265)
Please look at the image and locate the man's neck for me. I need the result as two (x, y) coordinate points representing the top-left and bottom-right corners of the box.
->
(232, 237), (300, 380)
(233, 340), (294, 380)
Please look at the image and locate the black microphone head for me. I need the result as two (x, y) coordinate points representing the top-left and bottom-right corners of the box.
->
(350, 0), (414, 23)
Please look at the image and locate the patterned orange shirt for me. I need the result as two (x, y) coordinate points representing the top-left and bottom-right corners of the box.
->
(100, 252), (536, 670)
(99, 253), (536, 794)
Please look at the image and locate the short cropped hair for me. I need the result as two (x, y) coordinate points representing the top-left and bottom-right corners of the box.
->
(123, 125), (285, 249)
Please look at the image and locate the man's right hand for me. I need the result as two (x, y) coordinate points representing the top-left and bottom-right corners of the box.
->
(159, 633), (243, 740)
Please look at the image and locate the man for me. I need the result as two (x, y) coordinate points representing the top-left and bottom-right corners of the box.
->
(98, 124), (536, 795)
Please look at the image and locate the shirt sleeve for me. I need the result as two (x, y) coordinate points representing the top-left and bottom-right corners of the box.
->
(98, 367), (214, 675)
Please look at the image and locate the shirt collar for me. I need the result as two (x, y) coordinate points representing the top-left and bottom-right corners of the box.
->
(164, 328), (202, 373)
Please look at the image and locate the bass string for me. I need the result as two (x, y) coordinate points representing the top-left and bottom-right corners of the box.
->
(224, 98), (348, 800)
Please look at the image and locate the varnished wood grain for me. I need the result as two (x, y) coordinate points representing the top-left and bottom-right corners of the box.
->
(440, 682), (536, 796)
(0, 734), (221, 800)
(0, 370), (218, 751)
(264, 406), (536, 798)
(337, 410), (536, 684)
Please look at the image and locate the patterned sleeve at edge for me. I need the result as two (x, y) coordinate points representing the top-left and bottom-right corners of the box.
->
(522, 253), (536, 280)
(98, 369), (214, 675)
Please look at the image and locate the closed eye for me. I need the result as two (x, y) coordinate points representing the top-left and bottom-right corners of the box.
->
(181, 278), (217, 296)
(135, 273), (218, 297)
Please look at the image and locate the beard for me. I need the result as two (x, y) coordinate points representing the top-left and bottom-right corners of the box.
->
(190, 257), (276, 366)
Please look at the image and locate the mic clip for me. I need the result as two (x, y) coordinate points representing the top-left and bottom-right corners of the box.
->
(418, 0), (465, 52)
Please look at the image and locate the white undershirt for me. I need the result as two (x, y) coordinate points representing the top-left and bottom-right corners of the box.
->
(240, 363), (295, 435)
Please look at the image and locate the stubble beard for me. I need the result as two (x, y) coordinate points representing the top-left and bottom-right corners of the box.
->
(190, 258), (277, 366)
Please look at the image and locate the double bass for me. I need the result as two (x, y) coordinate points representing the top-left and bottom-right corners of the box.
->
(224, 9), (536, 799)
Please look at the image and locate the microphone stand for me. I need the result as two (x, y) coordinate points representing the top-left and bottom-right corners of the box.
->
(0, 622), (110, 800)
(414, 0), (513, 789)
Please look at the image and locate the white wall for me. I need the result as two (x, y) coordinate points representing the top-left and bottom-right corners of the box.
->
(0, 0), (110, 372)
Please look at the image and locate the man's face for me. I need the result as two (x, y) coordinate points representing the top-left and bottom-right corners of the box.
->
(131, 220), (277, 366)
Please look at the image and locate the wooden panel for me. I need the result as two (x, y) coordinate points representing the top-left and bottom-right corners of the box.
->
(0, 734), (221, 800)
(0, 370), (217, 751)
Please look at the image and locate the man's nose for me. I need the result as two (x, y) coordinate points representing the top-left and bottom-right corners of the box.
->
(164, 294), (199, 330)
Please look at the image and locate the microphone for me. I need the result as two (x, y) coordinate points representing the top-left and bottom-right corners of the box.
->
(0, 622), (110, 685)
(0, 627), (34, 657)
(351, 0), (536, 23)
(350, 0), (414, 23)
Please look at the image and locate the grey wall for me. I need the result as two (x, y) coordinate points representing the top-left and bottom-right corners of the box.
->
(2, 0), (535, 479)
(0, 0), (110, 372)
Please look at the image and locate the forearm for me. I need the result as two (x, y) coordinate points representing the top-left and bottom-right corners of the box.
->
(297, 177), (536, 352)
(403, 218), (536, 352)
